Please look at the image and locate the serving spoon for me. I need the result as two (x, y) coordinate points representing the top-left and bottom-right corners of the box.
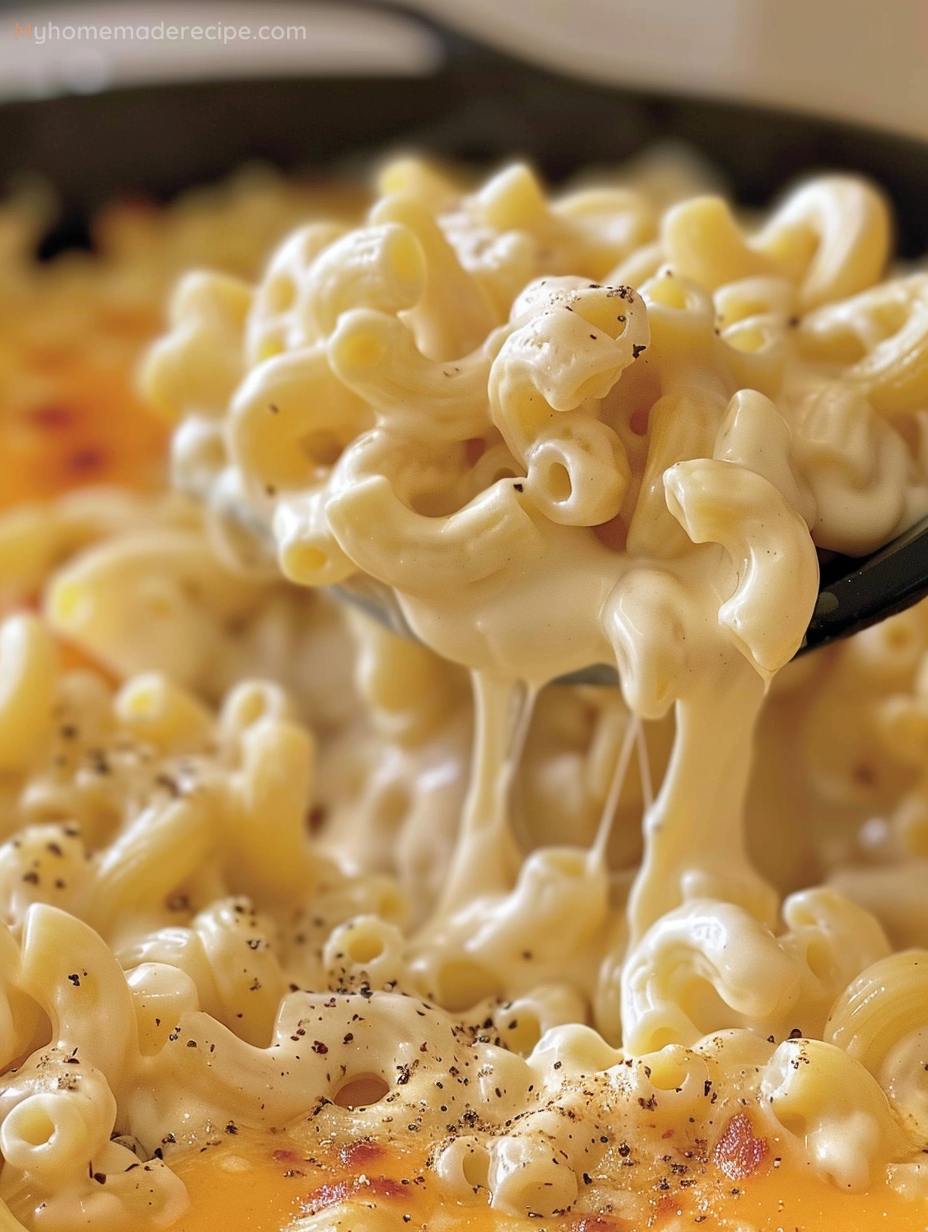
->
(197, 477), (928, 686)
(801, 513), (928, 653)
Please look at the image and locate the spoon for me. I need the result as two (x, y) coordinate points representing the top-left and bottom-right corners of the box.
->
(800, 513), (928, 654)
(196, 478), (928, 686)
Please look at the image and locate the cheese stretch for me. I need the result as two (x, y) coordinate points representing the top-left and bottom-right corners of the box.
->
(1, 154), (928, 1230)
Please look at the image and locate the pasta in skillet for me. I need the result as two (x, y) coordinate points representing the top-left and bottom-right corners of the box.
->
(3, 152), (928, 1231)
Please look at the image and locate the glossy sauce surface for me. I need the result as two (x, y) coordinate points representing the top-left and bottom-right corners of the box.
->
(165, 1129), (928, 1232)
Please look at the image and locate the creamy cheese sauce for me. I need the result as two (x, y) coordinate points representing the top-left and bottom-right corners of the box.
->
(2, 155), (928, 1232)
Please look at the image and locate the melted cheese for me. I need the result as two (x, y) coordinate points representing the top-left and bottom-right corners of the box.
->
(4, 158), (928, 1232)
(165, 1129), (928, 1232)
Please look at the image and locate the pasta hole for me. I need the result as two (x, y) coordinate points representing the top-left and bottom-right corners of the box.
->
(544, 462), (572, 504)
(50, 581), (88, 624)
(465, 437), (486, 465)
(434, 961), (503, 1013)
(339, 330), (385, 372)
(256, 335), (285, 363)
(462, 1146), (490, 1190)
(594, 513), (628, 553)
(641, 1026), (683, 1053)
(387, 228), (425, 290)
(17, 1106), (56, 1148)
(333, 1074), (390, 1110)
(679, 979), (734, 1038)
(718, 297), (768, 327)
(283, 542), (329, 581)
(870, 298), (907, 341)
(237, 695), (268, 728)
(504, 1012), (541, 1055)
(648, 277), (688, 311)
(373, 885), (406, 925)
(724, 322), (768, 354)
(344, 922), (386, 966)
(505, 1176), (578, 1218)
(122, 683), (158, 717)
(642, 1050), (689, 1091)
(804, 938), (834, 982)
(301, 429), (343, 469)
(409, 487), (461, 517)
(629, 407), (649, 436)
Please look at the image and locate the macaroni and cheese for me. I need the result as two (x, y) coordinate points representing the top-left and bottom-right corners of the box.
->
(2, 153), (928, 1231)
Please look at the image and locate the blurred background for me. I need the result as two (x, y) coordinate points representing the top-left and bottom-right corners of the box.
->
(1, 0), (926, 135)
(1, 0), (927, 253)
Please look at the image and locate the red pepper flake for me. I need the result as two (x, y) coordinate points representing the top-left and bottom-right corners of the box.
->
(272, 1149), (296, 1163)
(301, 1179), (350, 1214)
(340, 1140), (384, 1169)
(300, 1175), (404, 1215)
(713, 1112), (769, 1181)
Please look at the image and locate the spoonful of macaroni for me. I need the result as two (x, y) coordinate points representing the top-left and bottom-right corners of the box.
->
(159, 476), (928, 686)
(137, 158), (928, 688)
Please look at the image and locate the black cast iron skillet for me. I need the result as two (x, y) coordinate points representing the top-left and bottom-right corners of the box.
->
(3, 2), (928, 657)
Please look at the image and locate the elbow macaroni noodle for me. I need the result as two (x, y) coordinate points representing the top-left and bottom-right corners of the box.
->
(3, 152), (928, 1228)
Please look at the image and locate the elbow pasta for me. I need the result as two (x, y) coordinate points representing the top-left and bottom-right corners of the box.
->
(5, 150), (928, 1231)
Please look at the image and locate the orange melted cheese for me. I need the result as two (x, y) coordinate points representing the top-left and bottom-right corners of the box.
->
(0, 359), (166, 513)
(0, 347), (166, 683)
(164, 1130), (928, 1232)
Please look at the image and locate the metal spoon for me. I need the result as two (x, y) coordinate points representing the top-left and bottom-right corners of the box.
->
(800, 513), (928, 654)
(197, 476), (928, 685)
